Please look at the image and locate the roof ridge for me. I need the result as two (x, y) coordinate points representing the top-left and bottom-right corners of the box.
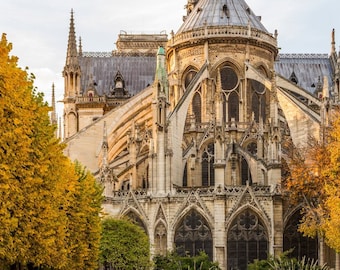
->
(278, 53), (329, 59)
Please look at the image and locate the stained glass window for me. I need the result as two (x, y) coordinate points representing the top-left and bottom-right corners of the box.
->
(175, 210), (213, 259)
(227, 210), (268, 270)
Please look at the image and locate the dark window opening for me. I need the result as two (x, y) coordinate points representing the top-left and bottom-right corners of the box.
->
(185, 70), (197, 89)
(175, 210), (213, 260)
(227, 209), (268, 270)
(241, 157), (252, 185)
(220, 66), (238, 91)
(228, 91), (239, 122)
(192, 92), (202, 123)
(284, 210), (318, 260)
(183, 163), (188, 187)
(202, 143), (215, 186)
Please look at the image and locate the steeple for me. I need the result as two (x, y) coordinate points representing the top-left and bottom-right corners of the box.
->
(65, 9), (78, 67)
(331, 28), (336, 55)
(51, 83), (57, 125)
(62, 9), (81, 139)
(78, 36), (83, 57)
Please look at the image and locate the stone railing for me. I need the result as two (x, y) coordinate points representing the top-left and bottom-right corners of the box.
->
(184, 121), (254, 133)
(104, 184), (275, 202)
(169, 25), (277, 48)
(76, 96), (107, 103)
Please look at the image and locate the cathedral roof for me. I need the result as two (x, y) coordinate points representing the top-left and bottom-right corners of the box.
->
(177, 0), (268, 34)
(79, 53), (157, 96)
(274, 54), (333, 94)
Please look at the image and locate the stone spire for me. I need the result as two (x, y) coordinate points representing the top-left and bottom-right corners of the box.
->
(51, 83), (57, 125)
(78, 36), (83, 57)
(331, 28), (336, 55)
(65, 9), (78, 67)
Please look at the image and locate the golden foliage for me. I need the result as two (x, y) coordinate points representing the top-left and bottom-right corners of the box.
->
(283, 110), (340, 251)
(0, 33), (102, 269)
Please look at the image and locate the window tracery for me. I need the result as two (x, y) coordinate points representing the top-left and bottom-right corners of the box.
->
(201, 143), (215, 186)
(192, 91), (202, 123)
(174, 210), (213, 259)
(284, 211), (318, 260)
(227, 209), (268, 270)
(228, 91), (239, 122)
(155, 223), (167, 255)
(220, 66), (238, 91)
(184, 69), (197, 89)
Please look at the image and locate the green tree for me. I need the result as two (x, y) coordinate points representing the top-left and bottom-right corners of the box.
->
(0, 33), (102, 269)
(100, 218), (151, 270)
(153, 251), (220, 270)
(248, 250), (329, 270)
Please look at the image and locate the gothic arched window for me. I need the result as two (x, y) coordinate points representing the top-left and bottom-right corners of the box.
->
(184, 69), (197, 89)
(192, 91), (202, 123)
(222, 93), (227, 123)
(284, 210), (318, 260)
(220, 66), (238, 91)
(247, 142), (257, 156)
(183, 162), (188, 187)
(251, 79), (266, 123)
(125, 211), (147, 235)
(175, 210), (213, 259)
(202, 143), (215, 186)
(260, 94), (266, 122)
(227, 209), (268, 270)
(241, 157), (252, 185)
(155, 222), (167, 256)
(228, 91), (239, 122)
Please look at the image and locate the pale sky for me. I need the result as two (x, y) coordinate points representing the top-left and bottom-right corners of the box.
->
(1, 0), (340, 115)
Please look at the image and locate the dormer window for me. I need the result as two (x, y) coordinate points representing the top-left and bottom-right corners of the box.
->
(289, 71), (299, 84)
(115, 80), (123, 88)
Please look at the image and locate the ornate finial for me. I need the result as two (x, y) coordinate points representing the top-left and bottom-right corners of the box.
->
(78, 37), (82, 56)
(102, 121), (108, 167)
(51, 83), (57, 125)
(331, 28), (336, 54)
(66, 9), (78, 66)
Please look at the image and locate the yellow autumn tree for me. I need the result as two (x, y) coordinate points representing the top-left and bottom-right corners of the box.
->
(0, 33), (102, 269)
(284, 109), (340, 252)
(63, 162), (103, 270)
(321, 111), (340, 252)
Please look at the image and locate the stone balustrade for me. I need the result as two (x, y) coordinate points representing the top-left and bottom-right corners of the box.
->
(169, 26), (277, 48)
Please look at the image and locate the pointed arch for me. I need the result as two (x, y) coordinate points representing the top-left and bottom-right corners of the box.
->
(183, 66), (198, 89)
(154, 220), (167, 255)
(174, 209), (213, 259)
(183, 162), (188, 187)
(122, 208), (148, 236)
(251, 88), (266, 123)
(227, 208), (269, 270)
(228, 91), (239, 122)
(67, 111), (78, 136)
(201, 142), (215, 186)
(192, 91), (202, 123)
(283, 209), (318, 260)
(241, 156), (252, 185)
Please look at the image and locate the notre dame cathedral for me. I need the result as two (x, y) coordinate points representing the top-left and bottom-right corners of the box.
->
(62, 0), (340, 269)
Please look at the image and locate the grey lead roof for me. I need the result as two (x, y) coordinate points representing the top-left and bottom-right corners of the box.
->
(79, 54), (156, 96)
(79, 52), (333, 97)
(177, 0), (268, 34)
(274, 54), (333, 94)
